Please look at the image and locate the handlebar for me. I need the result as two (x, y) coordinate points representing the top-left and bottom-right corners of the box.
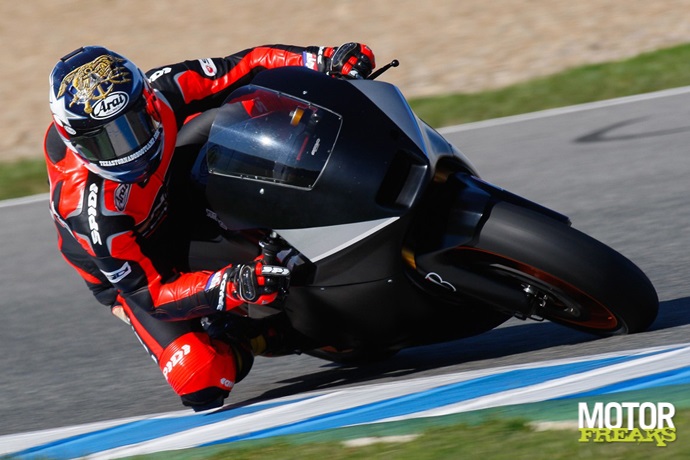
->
(259, 231), (283, 265)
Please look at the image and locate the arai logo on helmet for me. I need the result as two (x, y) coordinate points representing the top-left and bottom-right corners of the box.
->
(91, 91), (129, 120)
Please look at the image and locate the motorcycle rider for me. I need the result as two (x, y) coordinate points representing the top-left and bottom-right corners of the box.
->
(44, 43), (376, 411)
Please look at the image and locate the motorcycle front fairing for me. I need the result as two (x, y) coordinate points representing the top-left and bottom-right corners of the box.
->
(204, 69), (451, 279)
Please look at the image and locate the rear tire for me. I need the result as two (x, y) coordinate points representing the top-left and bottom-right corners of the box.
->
(462, 202), (658, 335)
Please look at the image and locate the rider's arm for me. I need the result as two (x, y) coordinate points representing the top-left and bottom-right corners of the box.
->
(146, 44), (332, 126)
(88, 232), (280, 321)
(53, 212), (257, 321)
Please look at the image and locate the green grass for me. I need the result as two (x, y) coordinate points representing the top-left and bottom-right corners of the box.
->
(408, 42), (690, 127)
(0, 157), (49, 200)
(5, 42), (690, 201)
(182, 421), (688, 460)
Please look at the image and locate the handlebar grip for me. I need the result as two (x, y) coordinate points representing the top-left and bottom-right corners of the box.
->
(260, 265), (291, 277)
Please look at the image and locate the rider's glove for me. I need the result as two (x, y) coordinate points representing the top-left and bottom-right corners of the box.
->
(315, 43), (376, 79)
(215, 260), (289, 309)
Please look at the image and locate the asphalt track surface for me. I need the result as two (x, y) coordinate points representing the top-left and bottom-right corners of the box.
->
(2, 88), (690, 437)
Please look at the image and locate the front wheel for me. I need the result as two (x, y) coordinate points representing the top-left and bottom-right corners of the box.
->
(453, 202), (658, 335)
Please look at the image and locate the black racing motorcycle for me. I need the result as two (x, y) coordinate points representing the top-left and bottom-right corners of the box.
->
(191, 63), (658, 363)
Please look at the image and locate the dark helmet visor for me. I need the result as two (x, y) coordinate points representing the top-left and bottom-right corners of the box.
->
(71, 98), (161, 164)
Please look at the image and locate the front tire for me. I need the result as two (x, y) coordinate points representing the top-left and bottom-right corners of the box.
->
(461, 202), (658, 335)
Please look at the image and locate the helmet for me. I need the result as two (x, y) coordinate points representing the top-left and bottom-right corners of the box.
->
(49, 46), (164, 183)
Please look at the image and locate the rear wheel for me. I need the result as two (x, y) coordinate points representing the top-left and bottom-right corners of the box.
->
(454, 202), (658, 335)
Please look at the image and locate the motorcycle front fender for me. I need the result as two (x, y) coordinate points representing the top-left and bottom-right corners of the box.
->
(426, 173), (571, 250)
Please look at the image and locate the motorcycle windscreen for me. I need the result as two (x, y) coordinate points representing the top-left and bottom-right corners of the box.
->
(205, 86), (342, 189)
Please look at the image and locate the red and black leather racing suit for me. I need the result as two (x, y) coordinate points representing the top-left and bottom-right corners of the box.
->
(44, 45), (328, 407)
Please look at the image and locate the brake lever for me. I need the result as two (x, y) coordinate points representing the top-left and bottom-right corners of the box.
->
(367, 59), (399, 80)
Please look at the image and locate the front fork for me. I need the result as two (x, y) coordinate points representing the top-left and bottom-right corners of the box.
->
(408, 173), (570, 320)
(259, 231), (283, 265)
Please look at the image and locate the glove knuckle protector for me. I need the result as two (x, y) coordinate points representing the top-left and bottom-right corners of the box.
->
(237, 263), (260, 303)
(329, 42), (375, 78)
